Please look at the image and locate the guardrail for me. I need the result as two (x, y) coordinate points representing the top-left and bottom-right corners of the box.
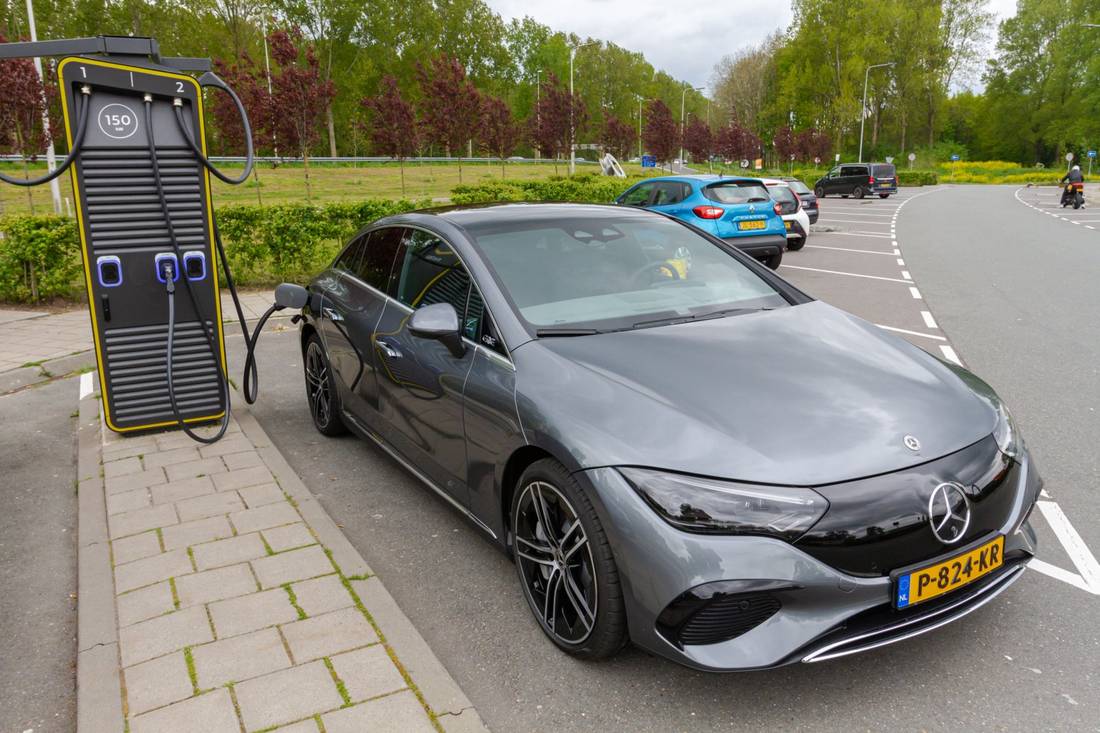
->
(0, 154), (601, 165)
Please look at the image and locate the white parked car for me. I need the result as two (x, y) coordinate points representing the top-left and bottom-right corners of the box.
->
(760, 178), (810, 251)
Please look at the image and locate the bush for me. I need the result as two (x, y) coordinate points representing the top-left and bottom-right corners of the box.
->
(450, 174), (646, 205)
(897, 169), (938, 186)
(0, 215), (83, 302)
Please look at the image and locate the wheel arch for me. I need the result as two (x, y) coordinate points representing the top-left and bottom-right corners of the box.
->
(499, 444), (557, 547)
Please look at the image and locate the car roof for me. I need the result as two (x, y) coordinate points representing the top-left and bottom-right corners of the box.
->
(390, 202), (658, 229)
(758, 178), (790, 186)
(634, 174), (765, 184)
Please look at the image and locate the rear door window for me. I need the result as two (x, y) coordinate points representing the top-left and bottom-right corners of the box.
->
(703, 181), (770, 204)
(333, 235), (366, 277)
(390, 228), (472, 317)
(652, 181), (690, 205)
(352, 227), (404, 292)
(619, 183), (655, 206)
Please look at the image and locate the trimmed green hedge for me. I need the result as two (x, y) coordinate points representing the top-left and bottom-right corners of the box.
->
(0, 215), (83, 302)
(450, 174), (647, 205)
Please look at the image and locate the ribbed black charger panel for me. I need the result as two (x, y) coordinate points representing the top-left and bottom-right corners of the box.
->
(81, 147), (205, 252)
(103, 321), (222, 425)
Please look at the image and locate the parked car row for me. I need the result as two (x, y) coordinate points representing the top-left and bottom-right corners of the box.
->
(614, 174), (815, 270)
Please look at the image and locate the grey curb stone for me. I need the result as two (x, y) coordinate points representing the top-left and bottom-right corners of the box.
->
(0, 349), (95, 395)
(76, 376), (125, 732)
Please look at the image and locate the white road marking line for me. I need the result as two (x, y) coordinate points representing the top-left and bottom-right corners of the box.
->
(1035, 501), (1100, 593)
(824, 231), (892, 239)
(1089, 226), (1096, 230)
(892, 240), (898, 246)
(909, 286), (922, 299)
(1071, 221), (1081, 225)
(1029, 559), (1093, 593)
(855, 230), (893, 236)
(804, 244), (897, 256)
(874, 323), (947, 341)
(939, 344), (961, 364)
(901, 270), (912, 280)
(896, 258), (905, 265)
(921, 310), (938, 329)
(780, 265), (912, 283)
(817, 218), (894, 226)
(893, 248), (901, 255)
(79, 371), (93, 400)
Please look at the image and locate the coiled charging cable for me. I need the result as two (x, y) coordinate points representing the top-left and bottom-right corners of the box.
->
(0, 84), (92, 186)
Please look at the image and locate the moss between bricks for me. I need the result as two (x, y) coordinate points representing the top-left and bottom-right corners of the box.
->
(183, 647), (199, 695)
(283, 583), (307, 620)
(323, 547), (442, 731)
(168, 577), (180, 609)
(323, 657), (352, 707)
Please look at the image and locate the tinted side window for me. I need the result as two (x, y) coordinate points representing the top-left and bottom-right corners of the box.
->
(353, 227), (404, 291)
(392, 229), (471, 318)
(333, 235), (366, 276)
(653, 181), (689, 205)
(620, 183), (654, 206)
(840, 165), (867, 177)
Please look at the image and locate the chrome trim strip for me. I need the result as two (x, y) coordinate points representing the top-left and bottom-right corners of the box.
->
(341, 411), (498, 540)
(801, 564), (1026, 663)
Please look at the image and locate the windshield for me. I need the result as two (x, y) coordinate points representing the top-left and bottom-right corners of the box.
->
(703, 181), (771, 204)
(466, 214), (789, 333)
(786, 180), (812, 195)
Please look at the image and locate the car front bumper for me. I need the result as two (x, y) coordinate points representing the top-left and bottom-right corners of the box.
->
(577, 449), (1040, 672)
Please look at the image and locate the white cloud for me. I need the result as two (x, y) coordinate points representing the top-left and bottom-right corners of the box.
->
(486, 0), (793, 91)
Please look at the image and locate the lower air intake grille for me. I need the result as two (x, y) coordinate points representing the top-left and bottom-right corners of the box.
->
(677, 594), (781, 646)
(103, 321), (224, 427)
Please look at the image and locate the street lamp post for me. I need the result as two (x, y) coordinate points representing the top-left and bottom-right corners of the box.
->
(568, 41), (597, 175)
(25, 0), (61, 214)
(535, 69), (541, 161)
(635, 94), (644, 160)
(679, 84), (704, 170)
(858, 62), (894, 163)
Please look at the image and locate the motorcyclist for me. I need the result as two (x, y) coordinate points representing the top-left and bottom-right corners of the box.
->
(1061, 165), (1085, 208)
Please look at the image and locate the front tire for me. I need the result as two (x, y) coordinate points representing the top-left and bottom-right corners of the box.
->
(512, 459), (626, 660)
(763, 250), (783, 269)
(304, 334), (347, 436)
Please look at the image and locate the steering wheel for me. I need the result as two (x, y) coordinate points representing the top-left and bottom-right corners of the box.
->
(630, 260), (681, 286)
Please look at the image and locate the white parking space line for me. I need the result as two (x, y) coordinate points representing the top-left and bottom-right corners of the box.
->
(921, 310), (938, 329)
(937, 343), (963, 363)
(827, 232), (893, 239)
(909, 286), (922, 299)
(875, 324), (946, 341)
(896, 258), (905, 266)
(804, 244), (896, 256)
(79, 371), (93, 400)
(855, 230), (893, 236)
(1033, 501), (1100, 594)
(780, 264), (912, 284)
(817, 218), (894, 226)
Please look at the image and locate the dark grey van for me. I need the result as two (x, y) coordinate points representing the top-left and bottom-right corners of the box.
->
(814, 163), (897, 199)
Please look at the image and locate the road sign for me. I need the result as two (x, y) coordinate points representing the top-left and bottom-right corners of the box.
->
(835, 153), (841, 162)
(908, 152), (916, 162)
(885, 156), (894, 164)
(950, 154), (960, 161)
(641, 155), (656, 168)
(1089, 150), (1097, 159)
(1066, 152), (1074, 162)
(813, 156), (820, 164)
(740, 159), (749, 169)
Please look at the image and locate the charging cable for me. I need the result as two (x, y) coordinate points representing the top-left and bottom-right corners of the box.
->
(0, 84), (91, 186)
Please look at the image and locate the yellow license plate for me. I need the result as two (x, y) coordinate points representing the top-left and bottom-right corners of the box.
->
(738, 220), (766, 231)
(784, 220), (792, 230)
(895, 535), (1004, 608)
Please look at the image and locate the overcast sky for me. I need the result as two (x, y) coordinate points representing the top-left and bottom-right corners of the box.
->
(487, 0), (1020, 91)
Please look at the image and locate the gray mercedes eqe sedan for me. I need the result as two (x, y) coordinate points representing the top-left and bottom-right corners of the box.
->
(297, 203), (1040, 671)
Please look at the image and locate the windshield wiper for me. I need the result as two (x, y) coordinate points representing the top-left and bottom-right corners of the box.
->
(632, 307), (774, 330)
(536, 328), (601, 337)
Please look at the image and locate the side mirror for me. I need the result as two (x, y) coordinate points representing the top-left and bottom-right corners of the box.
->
(274, 283), (309, 310)
(409, 302), (466, 357)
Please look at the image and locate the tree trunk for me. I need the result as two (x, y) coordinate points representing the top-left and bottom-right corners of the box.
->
(400, 160), (405, 198)
(253, 166), (263, 206)
(303, 149), (312, 203)
(326, 105), (337, 158)
(23, 159), (35, 215)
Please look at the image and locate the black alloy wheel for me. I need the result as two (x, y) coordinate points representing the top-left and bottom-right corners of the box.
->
(814, 185), (825, 198)
(764, 250), (783, 269)
(512, 460), (626, 658)
(304, 335), (346, 436)
(786, 236), (806, 252)
(854, 185), (865, 199)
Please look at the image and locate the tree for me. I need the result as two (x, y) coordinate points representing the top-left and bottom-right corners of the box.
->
(0, 49), (52, 214)
(602, 114), (635, 160)
(796, 128), (832, 163)
(710, 32), (783, 136)
(479, 95), (518, 178)
(682, 115), (713, 168)
(417, 54), (483, 183)
(267, 27), (336, 201)
(715, 123), (760, 171)
(643, 99), (677, 171)
(529, 73), (578, 174)
(212, 54), (273, 205)
(773, 125), (798, 168)
(362, 75), (419, 195)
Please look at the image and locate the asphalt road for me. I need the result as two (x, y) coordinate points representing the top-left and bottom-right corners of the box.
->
(0, 375), (78, 733)
(237, 185), (1099, 732)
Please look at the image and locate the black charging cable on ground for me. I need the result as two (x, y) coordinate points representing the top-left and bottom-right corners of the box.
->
(0, 84), (91, 187)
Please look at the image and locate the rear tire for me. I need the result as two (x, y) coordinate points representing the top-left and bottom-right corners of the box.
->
(785, 237), (805, 252)
(511, 459), (627, 660)
(814, 186), (825, 198)
(764, 250), (783, 269)
(854, 186), (865, 199)
(840, 194), (849, 199)
(303, 334), (347, 436)
(878, 193), (890, 199)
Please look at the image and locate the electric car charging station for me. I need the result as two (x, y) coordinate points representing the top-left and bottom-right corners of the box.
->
(0, 35), (303, 445)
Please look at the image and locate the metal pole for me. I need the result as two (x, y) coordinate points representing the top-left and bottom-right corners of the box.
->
(679, 85), (688, 169)
(261, 15), (278, 159)
(859, 62), (893, 164)
(637, 97), (643, 159)
(25, 0), (62, 214)
(569, 48), (576, 176)
(535, 69), (541, 161)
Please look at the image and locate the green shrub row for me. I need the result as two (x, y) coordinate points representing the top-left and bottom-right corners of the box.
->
(450, 174), (647, 205)
(0, 199), (424, 303)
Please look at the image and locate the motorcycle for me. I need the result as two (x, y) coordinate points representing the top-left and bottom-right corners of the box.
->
(1061, 182), (1085, 209)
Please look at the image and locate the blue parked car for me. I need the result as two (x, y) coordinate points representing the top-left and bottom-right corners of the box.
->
(615, 175), (788, 269)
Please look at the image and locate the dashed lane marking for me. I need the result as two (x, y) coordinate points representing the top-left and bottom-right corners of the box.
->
(909, 286), (922, 299)
(921, 310), (938, 329)
(939, 344), (962, 365)
(897, 258), (906, 265)
(902, 270), (912, 280)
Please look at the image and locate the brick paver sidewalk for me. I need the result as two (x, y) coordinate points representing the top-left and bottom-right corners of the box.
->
(0, 290), (278, 374)
(76, 376), (486, 732)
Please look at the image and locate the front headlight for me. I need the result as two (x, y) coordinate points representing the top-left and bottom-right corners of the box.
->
(619, 467), (828, 541)
(993, 400), (1021, 459)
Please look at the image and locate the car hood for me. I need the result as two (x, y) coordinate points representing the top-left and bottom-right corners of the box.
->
(514, 301), (996, 486)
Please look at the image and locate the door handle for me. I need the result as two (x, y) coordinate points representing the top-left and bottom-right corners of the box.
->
(375, 338), (402, 359)
(322, 307), (344, 322)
